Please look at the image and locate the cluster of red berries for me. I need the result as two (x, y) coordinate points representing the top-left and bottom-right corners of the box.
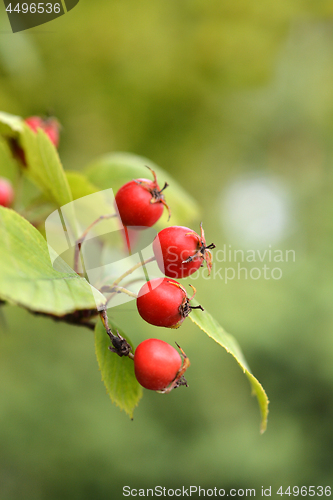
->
(114, 168), (215, 393)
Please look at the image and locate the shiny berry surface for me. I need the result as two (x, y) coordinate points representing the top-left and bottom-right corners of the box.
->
(134, 338), (182, 391)
(115, 178), (164, 228)
(153, 225), (203, 278)
(137, 278), (188, 328)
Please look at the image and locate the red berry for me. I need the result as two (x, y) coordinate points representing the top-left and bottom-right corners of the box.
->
(136, 278), (203, 328)
(134, 338), (182, 391)
(25, 116), (44, 133)
(115, 166), (170, 228)
(25, 116), (60, 147)
(153, 223), (215, 278)
(0, 177), (14, 207)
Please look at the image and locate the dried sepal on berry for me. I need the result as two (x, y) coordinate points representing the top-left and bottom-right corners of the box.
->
(157, 343), (190, 394)
(115, 166), (171, 228)
(153, 223), (215, 279)
(167, 280), (204, 328)
(134, 166), (171, 221)
(182, 222), (215, 275)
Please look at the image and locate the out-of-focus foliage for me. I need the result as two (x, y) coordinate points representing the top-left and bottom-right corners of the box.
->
(0, 0), (332, 498)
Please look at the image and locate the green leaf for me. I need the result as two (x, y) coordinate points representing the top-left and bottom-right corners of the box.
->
(0, 111), (23, 138)
(189, 300), (269, 433)
(94, 317), (142, 418)
(66, 171), (99, 200)
(0, 206), (105, 315)
(20, 124), (72, 207)
(0, 135), (19, 183)
(84, 152), (200, 226)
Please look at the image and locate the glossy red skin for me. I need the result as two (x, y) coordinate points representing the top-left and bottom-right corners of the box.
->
(134, 338), (182, 391)
(153, 226), (203, 278)
(25, 116), (60, 147)
(115, 178), (164, 228)
(0, 177), (14, 207)
(137, 278), (186, 328)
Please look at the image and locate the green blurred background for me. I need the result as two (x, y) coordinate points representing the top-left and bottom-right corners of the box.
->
(0, 1), (332, 498)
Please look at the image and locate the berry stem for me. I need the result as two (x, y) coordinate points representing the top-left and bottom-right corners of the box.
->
(105, 256), (155, 306)
(100, 285), (138, 299)
(74, 213), (117, 274)
(107, 255), (155, 289)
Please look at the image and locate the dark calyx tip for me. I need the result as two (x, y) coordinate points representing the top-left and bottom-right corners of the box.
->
(190, 304), (204, 312)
